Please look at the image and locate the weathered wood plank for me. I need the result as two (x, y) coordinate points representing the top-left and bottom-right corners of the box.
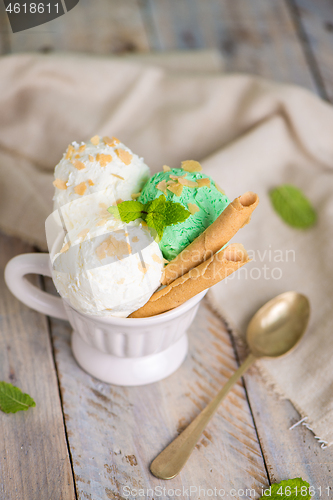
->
(141, 0), (317, 89)
(211, 308), (333, 493)
(0, 233), (75, 500)
(9, 0), (150, 54)
(289, 0), (333, 101)
(45, 283), (269, 500)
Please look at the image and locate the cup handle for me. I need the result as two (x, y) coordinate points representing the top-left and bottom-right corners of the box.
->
(4, 253), (68, 320)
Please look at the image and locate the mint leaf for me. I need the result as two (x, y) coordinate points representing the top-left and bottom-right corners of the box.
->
(260, 478), (311, 500)
(145, 195), (166, 216)
(108, 195), (191, 239)
(108, 200), (145, 223)
(165, 200), (191, 226)
(0, 382), (36, 413)
(269, 185), (317, 229)
(146, 212), (164, 240)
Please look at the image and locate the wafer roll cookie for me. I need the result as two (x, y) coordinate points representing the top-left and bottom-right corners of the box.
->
(161, 191), (258, 286)
(130, 243), (249, 318)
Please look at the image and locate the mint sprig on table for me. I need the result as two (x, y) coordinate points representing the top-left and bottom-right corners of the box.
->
(108, 195), (190, 239)
(260, 478), (311, 500)
(0, 381), (36, 414)
(269, 184), (317, 229)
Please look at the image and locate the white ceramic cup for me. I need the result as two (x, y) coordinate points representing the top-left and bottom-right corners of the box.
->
(4, 253), (207, 386)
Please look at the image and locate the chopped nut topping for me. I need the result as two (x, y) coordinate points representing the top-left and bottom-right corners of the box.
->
(88, 154), (94, 162)
(71, 159), (85, 170)
(103, 136), (113, 146)
(78, 145), (86, 153)
(132, 236), (139, 242)
(96, 219), (107, 226)
(197, 178), (211, 188)
(167, 183), (183, 196)
(215, 183), (225, 195)
(65, 145), (75, 160)
(170, 174), (185, 180)
(156, 180), (167, 195)
(178, 177), (198, 188)
(181, 160), (202, 172)
(115, 149), (132, 165)
(131, 192), (141, 199)
(60, 241), (70, 253)
(138, 262), (148, 275)
(116, 198), (123, 204)
(53, 178), (67, 190)
(111, 136), (120, 145)
(96, 235), (131, 261)
(166, 180), (176, 186)
(188, 203), (200, 215)
(98, 154), (112, 167)
(74, 154), (80, 159)
(111, 173), (124, 180)
(87, 179), (94, 186)
(90, 135), (100, 146)
(77, 228), (89, 241)
(163, 165), (171, 172)
(152, 253), (162, 264)
(74, 182), (87, 196)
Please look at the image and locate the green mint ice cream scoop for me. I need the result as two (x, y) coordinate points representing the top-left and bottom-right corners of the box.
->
(138, 168), (230, 260)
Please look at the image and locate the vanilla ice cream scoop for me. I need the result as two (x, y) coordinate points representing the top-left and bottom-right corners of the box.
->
(51, 211), (164, 317)
(53, 135), (150, 210)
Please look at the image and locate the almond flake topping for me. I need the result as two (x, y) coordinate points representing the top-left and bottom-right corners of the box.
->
(181, 160), (202, 172)
(65, 145), (75, 160)
(71, 159), (85, 170)
(60, 241), (71, 253)
(152, 253), (162, 264)
(78, 145), (86, 153)
(163, 165), (171, 172)
(138, 262), (148, 275)
(215, 183), (225, 195)
(131, 192), (141, 199)
(197, 178), (211, 188)
(96, 235), (131, 261)
(166, 180), (176, 186)
(132, 236), (139, 242)
(115, 149), (132, 165)
(188, 203), (200, 215)
(111, 173), (124, 180)
(98, 154), (112, 167)
(88, 155), (94, 162)
(77, 228), (89, 241)
(90, 135), (100, 146)
(167, 183), (183, 196)
(103, 136), (113, 146)
(74, 182), (87, 196)
(96, 219), (107, 226)
(178, 177), (198, 188)
(170, 174), (185, 180)
(116, 198), (123, 204)
(88, 179), (94, 186)
(156, 180), (167, 195)
(74, 154), (80, 159)
(53, 178), (67, 190)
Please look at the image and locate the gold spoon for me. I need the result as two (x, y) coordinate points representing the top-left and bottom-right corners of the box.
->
(150, 291), (310, 480)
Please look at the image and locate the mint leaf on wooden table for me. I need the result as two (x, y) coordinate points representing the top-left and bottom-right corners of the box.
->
(269, 184), (317, 229)
(260, 478), (312, 500)
(0, 381), (36, 413)
(108, 195), (190, 238)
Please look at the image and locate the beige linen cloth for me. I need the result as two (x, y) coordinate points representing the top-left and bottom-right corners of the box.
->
(0, 51), (333, 446)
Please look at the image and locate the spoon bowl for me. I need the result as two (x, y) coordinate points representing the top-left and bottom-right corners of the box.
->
(246, 291), (310, 358)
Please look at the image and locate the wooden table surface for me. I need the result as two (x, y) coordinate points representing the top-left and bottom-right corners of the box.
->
(1, 1), (333, 499)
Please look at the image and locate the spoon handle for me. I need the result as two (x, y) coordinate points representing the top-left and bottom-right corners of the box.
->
(150, 353), (256, 480)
